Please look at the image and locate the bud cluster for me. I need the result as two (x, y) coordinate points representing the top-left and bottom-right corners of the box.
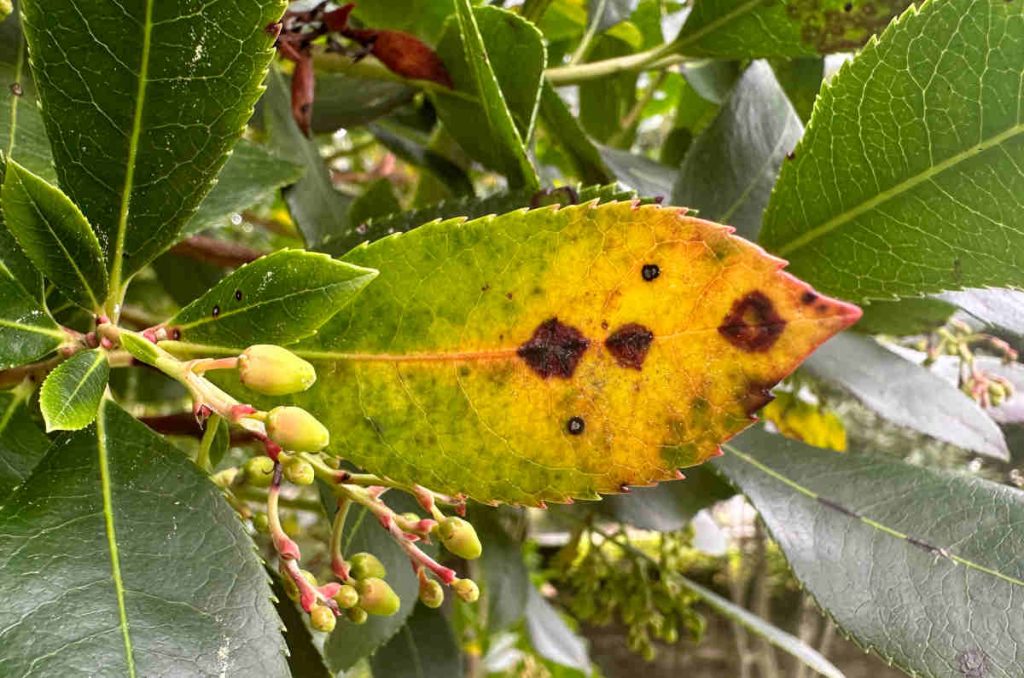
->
(559, 529), (704, 661)
(916, 321), (1020, 409)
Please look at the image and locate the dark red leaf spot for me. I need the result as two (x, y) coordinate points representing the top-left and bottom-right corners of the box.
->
(605, 323), (654, 370)
(10, 83), (23, 97)
(800, 291), (818, 305)
(171, 328), (182, 341)
(506, 292), (514, 300)
(718, 291), (785, 352)
(741, 384), (775, 416)
(234, 289), (243, 301)
(786, 151), (796, 160)
(517, 318), (589, 379)
(567, 416), (585, 435)
(641, 263), (660, 281)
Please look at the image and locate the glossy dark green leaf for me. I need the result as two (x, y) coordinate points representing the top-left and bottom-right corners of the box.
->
(270, 570), (332, 678)
(185, 140), (303, 234)
(538, 82), (615, 186)
(367, 122), (474, 203)
(0, 401), (290, 676)
(39, 348), (108, 431)
(1, 159), (108, 309)
(0, 261), (63, 369)
(525, 588), (590, 672)
(855, 297), (957, 336)
(311, 74), (415, 134)
(473, 506), (530, 632)
(578, 36), (637, 145)
(165, 249), (378, 353)
(0, 3), (52, 182)
(805, 333), (1008, 459)
(320, 486), (428, 671)
(265, 67), (353, 248)
(370, 604), (463, 678)
(940, 288), (1024, 338)
(349, 179), (402, 229)
(597, 145), (676, 199)
(770, 57), (823, 123)
(20, 0), (285, 291)
(152, 251), (226, 309)
(596, 464), (734, 532)
(761, 0), (1024, 301)
(715, 426), (1024, 678)
(433, 3), (541, 188)
(672, 0), (911, 57)
(672, 60), (802, 241)
(0, 386), (49, 500)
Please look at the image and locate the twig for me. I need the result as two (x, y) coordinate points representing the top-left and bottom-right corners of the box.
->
(751, 520), (781, 678)
(169, 235), (265, 268)
(546, 44), (686, 86)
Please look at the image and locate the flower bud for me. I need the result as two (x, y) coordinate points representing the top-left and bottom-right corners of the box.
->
(452, 578), (479, 603)
(349, 552), (387, 580)
(243, 456), (275, 487)
(266, 406), (330, 452)
(437, 516), (482, 560)
(346, 606), (368, 625)
(419, 578), (444, 609)
(251, 512), (269, 533)
(283, 458), (315, 486)
(238, 344), (317, 396)
(310, 604), (336, 633)
(333, 584), (359, 609)
(357, 577), (400, 616)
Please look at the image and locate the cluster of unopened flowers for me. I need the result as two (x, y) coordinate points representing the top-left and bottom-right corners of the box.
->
(920, 320), (1018, 408)
(105, 325), (482, 633)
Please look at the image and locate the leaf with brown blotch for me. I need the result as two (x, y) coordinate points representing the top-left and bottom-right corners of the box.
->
(164, 202), (861, 506)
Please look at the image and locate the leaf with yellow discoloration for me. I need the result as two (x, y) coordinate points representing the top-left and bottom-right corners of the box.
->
(163, 202), (861, 505)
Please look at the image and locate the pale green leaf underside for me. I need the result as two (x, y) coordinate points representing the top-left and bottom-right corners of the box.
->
(0, 261), (62, 369)
(0, 400), (289, 676)
(2, 159), (107, 309)
(39, 348), (109, 431)
(20, 0), (285, 290)
(715, 426), (1024, 678)
(761, 0), (1024, 301)
(166, 249), (378, 352)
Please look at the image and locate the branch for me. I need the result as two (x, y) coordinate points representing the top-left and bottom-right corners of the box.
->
(169, 235), (265, 268)
(545, 44), (686, 86)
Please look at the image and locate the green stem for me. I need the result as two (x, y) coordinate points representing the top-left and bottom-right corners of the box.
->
(196, 414), (221, 473)
(545, 43), (685, 86)
(329, 497), (352, 580)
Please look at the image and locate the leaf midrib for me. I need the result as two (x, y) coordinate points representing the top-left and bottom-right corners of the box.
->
(722, 443), (1024, 588)
(0, 316), (64, 339)
(773, 121), (1024, 257)
(95, 402), (137, 677)
(5, 30), (25, 159)
(108, 0), (155, 306)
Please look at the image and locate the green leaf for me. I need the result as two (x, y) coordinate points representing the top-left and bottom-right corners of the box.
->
(0, 261), (63, 369)
(349, 179), (402, 230)
(940, 288), (1024, 338)
(0, 3), (53, 182)
(473, 506), (530, 631)
(597, 145), (677, 199)
(538, 82), (615, 186)
(672, 0), (912, 57)
(673, 61), (802, 241)
(805, 333), (1008, 459)
(1, 159), (108, 309)
(270, 570), (333, 678)
(578, 36), (637, 144)
(39, 349), (109, 431)
(854, 296), (956, 336)
(311, 74), (415, 134)
(225, 202), (860, 506)
(165, 249), (378, 354)
(433, 3), (541, 189)
(185, 140), (304, 235)
(596, 464), (734, 532)
(20, 0), (285, 291)
(0, 400), (290, 676)
(320, 487), (428, 672)
(350, 0), (456, 44)
(370, 604), (464, 678)
(770, 57), (823, 123)
(0, 386), (49, 500)
(524, 588), (591, 672)
(367, 122), (474, 203)
(715, 425), (1024, 677)
(265, 67), (353, 248)
(760, 0), (1024, 301)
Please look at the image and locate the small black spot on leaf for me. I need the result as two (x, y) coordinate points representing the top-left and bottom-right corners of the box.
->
(211, 305), (221, 318)
(641, 264), (660, 281)
(172, 328), (182, 340)
(843, 1), (853, 10)
(718, 291), (785, 352)
(605, 323), (654, 370)
(517, 318), (590, 379)
(10, 82), (23, 97)
(567, 416), (585, 435)
(234, 289), (243, 301)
